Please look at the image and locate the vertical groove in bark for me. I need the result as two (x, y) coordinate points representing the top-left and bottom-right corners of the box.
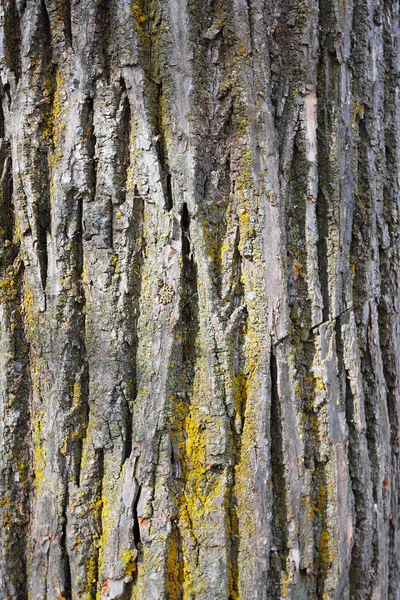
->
(3, 0), (21, 82)
(267, 350), (288, 599)
(227, 291), (247, 600)
(63, 0), (73, 47)
(345, 363), (374, 597)
(98, 0), (111, 82)
(117, 85), (131, 206)
(169, 200), (199, 597)
(316, 37), (338, 324)
(37, 0), (54, 292)
(61, 485), (73, 600)
(94, 448), (105, 598)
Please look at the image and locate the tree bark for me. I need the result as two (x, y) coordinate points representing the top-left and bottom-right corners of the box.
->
(0, 0), (399, 598)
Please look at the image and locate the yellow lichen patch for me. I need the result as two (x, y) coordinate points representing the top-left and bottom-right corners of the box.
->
(165, 527), (182, 599)
(168, 345), (228, 597)
(159, 284), (175, 305)
(132, 3), (147, 25)
(231, 371), (247, 432)
(121, 548), (137, 580)
(72, 382), (81, 408)
(111, 254), (120, 274)
(351, 99), (364, 126)
(0, 268), (19, 305)
(82, 554), (97, 600)
(319, 528), (331, 569)
(95, 464), (120, 598)
(32, 409), (48, 491)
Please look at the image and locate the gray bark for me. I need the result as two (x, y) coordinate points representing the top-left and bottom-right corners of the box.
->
(0, 0), (399, 598)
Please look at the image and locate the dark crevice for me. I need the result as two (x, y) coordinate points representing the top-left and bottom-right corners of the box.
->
(153, 81), (173, 212)
(267, 349), (288, 599)
(228, 341), (247, 599)
(74, 194), (84, 289)
(60, 486), (72, 600)
(35, 0), (55, 293)
(316, 189), (330, 323)
(244, 0), (254, 53)
(180, 203), (198, 350)
(83, 98), (97, 197)
(97, 0), (112, 82)
(227, 224), (243, 314)
(165, 201), (199, 588)
(118, 88), (131, 206)
(316, 0), (342, 324)
(72, 190), (89, 489)
(180, 203), (199, 367)
(92, 448), (105, 596)
(63, 0), (72, 46)
(123, 408), (133, 462)
(3, 0), (21, 82)
(36, 204), (50, 291)
(181, 203), (190, 261)
(109, 197), (114, 249)
(165, 173), (173, 212)
(0, 142), (14, 248)
(74, 365), (89, 488)
(132, 484), (142, 550)
(0, 91), (5, 139)
(121, 186), (145, 465)
(74, 438), (84, 489)
(364, 313), (380, 505)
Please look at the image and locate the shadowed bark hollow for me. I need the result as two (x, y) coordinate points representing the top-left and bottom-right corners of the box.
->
(0, 0), (399, 598)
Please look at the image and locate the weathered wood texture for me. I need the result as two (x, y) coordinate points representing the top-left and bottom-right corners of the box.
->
(0, 0), (399, 598)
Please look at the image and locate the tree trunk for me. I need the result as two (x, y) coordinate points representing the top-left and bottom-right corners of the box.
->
(0, 0), (399, 598)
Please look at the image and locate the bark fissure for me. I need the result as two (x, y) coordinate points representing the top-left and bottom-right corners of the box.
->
(61, 485), (72, 600)
(267, 349), (288, 599)
(3, 0), (21, 82)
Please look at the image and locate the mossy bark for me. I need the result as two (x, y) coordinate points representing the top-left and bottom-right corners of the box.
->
(0, 0), (399, 598)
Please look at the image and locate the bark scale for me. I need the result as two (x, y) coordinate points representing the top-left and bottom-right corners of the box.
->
(0, 0), (399, 599)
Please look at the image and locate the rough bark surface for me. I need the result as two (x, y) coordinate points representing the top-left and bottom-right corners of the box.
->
(0, 0), (399, 598)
